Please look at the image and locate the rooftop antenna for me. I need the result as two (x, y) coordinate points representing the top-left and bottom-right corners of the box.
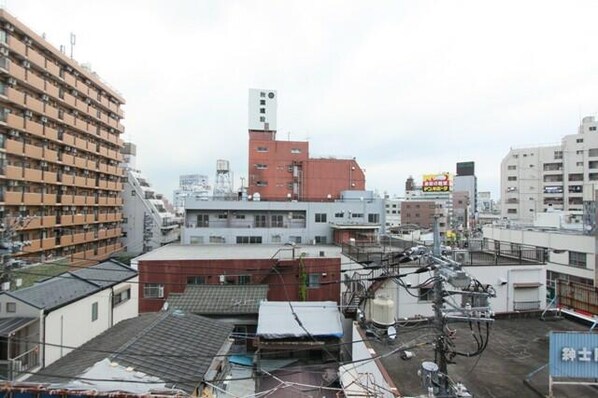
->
(69, 32), (76, 59)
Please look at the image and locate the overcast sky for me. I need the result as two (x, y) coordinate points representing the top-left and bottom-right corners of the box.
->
(6, 0), (598, 200)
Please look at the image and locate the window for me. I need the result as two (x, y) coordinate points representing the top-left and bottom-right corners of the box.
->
(352, 213), (363, 218)
(256, 181), (268, 187)
(217, 213), (228, 219)
(569, 251), (587, 268)
(334, 212), (344, 218)
(259, 116), (265, 122)
(315, 236), (327, 244)
(256, 146), (268, 152)
(260, 99), (266, 105)
(291, 148), (302, 154)
(91, 302), (98, 321)
(271, 214), (283, 227)
(197, 214), (209, 227)
(255, 215), (267, 228)
(507, 209), (517, 214)
(576, 150), (584, 155)
(144, 283), (164, 298)
(255, 163), (267, 169)
(507, 165), (516, 170)
(112, 288), (131, 307)
(131, 190), (136, 196)
(190, 236), (204, 244)
(577, 138), (584, 143)
(315, 213), (327, 223)
(368, 214), (380, 223)
(307, 273), (320, 288)
(272, 234), (281, 243)
(554, 151), (563, 159)
(289, 236), (302, 244)
(507, 176), (517, 181)
(209, 236), (226, 243)
(260, 108), (265, 114)
(590, 148), (598, 157)
(590, 126), (597, 131)
(187, 276), (205, 285)
(236, 236), (262, 244)
(260, 92), (266, 98)
(6, 302), (16, 312)
(0, 30), (6, 44)
(418, 288), (434, 302)
(238, 275), (251, 285)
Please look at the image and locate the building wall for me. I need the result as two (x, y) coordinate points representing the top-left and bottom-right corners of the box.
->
(302, 158), (366, 200)
(138, 256), (341, 312)
(0, 10), (124, 263)
(373, 264), (546, 319)
(400, 200), (437, 229)
(483, 225), (596, 287)
(112, 278), (139, 325)
(501, 116), (598, 222)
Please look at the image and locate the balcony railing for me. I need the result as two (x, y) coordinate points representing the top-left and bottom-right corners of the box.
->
(0, 346), (40, 380)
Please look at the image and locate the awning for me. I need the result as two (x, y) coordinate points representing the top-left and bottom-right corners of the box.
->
(0, 317), (37, 337)
(513, 282), (542, 288)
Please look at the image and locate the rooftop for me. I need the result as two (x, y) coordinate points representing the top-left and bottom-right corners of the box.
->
(4, 260), (137, 311)
(132, 243), (341, 262)
(257, 301), (343, 339)
(369, 314), (594, 398)
(28, 311), (234, 394)
(167, 284), (269, 315)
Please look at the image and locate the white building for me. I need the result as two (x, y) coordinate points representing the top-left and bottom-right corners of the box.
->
(121, 143), (181, 254)
(173, 174), (210, 213)
(248, 88), (277, 131)
(0, 260), (138, 379)
(501, 116), (598, 223)
(483, 220), (596, 289)
(384, 196), (401, 231)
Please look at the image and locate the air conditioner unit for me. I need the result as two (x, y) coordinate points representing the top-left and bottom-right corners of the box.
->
(73, 110), (78, 116)
(9, 130), (19, 137)
(0, 47), (8, 56)
(4, 23), (14, 32)
(85, 98), (91, 104)
(71, 90), (78, 97)
(109, 128), (115, 133)
(41, 94), (49, 101)
(8, 78), (17, 86)
(21, 60), (30, 69)
(41, 117), (48, 123)
(453, 250), (470, 264)
(72, 148), (77, 153)
(24, 110), (32, 118)
(64, 166), (70, 171)
(64, 147), (71, 152)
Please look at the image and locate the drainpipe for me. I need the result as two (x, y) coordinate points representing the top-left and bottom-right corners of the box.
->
(41, 311), (47, 368)
(109, 286), (114, 327)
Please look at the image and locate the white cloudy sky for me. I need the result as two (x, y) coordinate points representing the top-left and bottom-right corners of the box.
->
(6, 0), (598, 200)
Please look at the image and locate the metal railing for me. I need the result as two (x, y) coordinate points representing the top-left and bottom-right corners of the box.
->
(0, 346), (39, 380)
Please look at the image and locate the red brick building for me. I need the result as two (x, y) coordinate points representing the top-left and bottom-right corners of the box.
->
(134, 244), (342, 312)
(247, 89), (365, 201)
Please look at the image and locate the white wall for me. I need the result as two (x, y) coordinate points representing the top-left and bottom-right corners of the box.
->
(340, 322), (397, 397)
(112, 278), (139, 325)
(372, 264), (546, 319)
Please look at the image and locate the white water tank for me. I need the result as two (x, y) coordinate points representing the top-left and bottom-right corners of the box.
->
(370, 295), (395, 326)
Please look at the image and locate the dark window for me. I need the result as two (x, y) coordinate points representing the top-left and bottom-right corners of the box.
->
(419, 288), (434, 302)
(6, 302), (16, 312)
(91, 302), (98, 321)
(315, 236), (327, 244)
(187, 276), (205, 285)
(255, 215), (267, 228)
(197, 214), (209, 227)
(569, 251), (586, 268)
(238, 275), (251, 285)
(271, 214), (283, 227)
(368, 214), (380, 223)
(144, 283), (164, 298)
(307, 273), (320, 288)
(315, 213), (327, 223)
(112, 288), (131, 306)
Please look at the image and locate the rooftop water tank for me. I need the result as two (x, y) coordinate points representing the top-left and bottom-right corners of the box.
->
(370, 295), (395, 326)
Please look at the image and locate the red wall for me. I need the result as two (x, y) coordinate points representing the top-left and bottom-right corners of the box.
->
(247, 131), (366, 201)
(138, 257), (341, 312)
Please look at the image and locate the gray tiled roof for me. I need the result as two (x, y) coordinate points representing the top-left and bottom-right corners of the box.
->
(6, 260), (137, 311)
(29, 311), (234, 394)
(168, 284), (269, 315)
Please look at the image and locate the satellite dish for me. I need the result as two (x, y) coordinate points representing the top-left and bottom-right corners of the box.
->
(387, 326), (397, 340)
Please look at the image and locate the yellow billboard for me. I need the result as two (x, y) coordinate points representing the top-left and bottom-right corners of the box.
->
(422, 173), (452, 192)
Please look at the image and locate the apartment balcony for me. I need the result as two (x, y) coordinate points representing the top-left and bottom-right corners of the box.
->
(85, 196), (95, 206)
(23, 167), (42, 181)
(62, 153), (75, 166)
(98, 213), (108, 222)
(75, 99), (88, 114)
(74, 176), (86, 188)
(28, 48), (45, 70)
(72, 232), (86, 244)
(61, 195), (74, 205)
(41, 237), (54, 250)
(43, 193), (57, 205)
(73, 195), (86, 206)
(19, 217), (41, 230)
(23, 192), (42, 205)
(9, 36), (27, 58)
(43, 171), (57, 184)
(41, 215), (56, 227)
(24, 144), (43, 160)
(98, 228), (107, 239)
(3, 191), (22, 204)
(8, 62), (26, 82)
(62, 174), (75, 185)
(26, 120), (44, 139)
(85, 231), (95, 241)
(5, 87), (25, 105)
(63, 132), (75, 146)
(45, 82), (59, 98)
(60, 235), (73, 246)
(74, 157), (87, 168)
(26, 72), (45, 92)
(44, 149), (58, 162)
(64, 73), (76, 87)
(27, 96), (44, 113)
(5, 138), (23, 153)
(23, 239), (42, 252)
(4, 165), (22, 179)
(6, 113), (25, 130)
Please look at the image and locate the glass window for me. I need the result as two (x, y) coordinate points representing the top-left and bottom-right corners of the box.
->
(315, 213), (327, 223)
(307, 273), (320, 288)
(368, 214), (380, 223)
(6, 302), (16, 312)
(271, 214), (283, 227)
(238, 275), (251, 285)
(112, 289), (131, 307)
(569, 251), (586, 268)
(143, 283), (164, 298)
(91, 302), (98, 321)
(187, 276), (205, 285)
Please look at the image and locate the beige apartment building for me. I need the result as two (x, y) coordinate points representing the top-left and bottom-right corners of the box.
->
(0, 9), (124, 264)
(501, 116), (598, 223)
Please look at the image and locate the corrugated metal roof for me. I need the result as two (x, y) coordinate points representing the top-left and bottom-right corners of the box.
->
(167, 284), (268, 315)
(257, 301), (343, 339)
(0, 317), (37, 337)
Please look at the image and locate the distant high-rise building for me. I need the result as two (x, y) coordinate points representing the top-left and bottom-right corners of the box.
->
(173, 174), (210, 212)
(501, 116), (598, 223)
(454, 161), (477, 227)
(247, 88), (365, 201)
(405, 176), (415, 193)
(0, 9), (125, 263)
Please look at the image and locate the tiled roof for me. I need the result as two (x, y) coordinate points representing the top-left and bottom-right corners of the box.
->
(0, 317), (37, 337)
(28, 311), (234, 394)
(168, 285), (269, 315)
(5, 260), (137, 311)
